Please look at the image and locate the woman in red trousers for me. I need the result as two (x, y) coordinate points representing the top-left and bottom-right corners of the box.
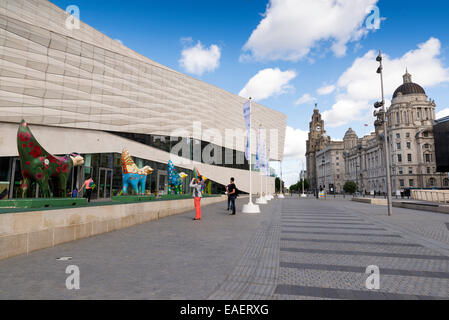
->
(190, 176), (203, 221)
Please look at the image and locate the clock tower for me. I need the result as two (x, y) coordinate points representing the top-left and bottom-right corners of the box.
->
(306, 104), (330, 190)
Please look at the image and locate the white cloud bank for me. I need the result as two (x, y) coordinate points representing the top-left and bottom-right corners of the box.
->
(322, 37), (449, 128)
(437, 108), (449, 119)
(179, 40), (221, 76)
(295, 94), (316, 106)
(242, 0), (379, 62)
(281, 126), (308, 187)
(317, 84), (336, 95)
(239, 68), (297, 101)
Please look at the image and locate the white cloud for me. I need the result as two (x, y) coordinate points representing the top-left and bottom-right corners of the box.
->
(317, 84), (336, 95)
(239, 68), (297, 101)
(322, 37), (449, 127)
(242, 0), (380, 61)
(295, 93), (316, 106)
(284, 126), (308, 159)
(437, 108), (449, 119)
(179, 40), (221, 76)
(280, 126), (308, 187)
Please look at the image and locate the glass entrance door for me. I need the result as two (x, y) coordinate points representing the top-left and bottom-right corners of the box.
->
(98, 168), (113, 200)
(157, 170), (168, 195)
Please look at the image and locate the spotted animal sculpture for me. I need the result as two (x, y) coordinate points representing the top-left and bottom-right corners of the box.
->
(167, 160), (186, 194)
(17, 120), (85, 198)
(121, 148), (153, 195)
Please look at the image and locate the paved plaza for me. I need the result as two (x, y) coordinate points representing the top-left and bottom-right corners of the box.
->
(1, 197), (449, 300)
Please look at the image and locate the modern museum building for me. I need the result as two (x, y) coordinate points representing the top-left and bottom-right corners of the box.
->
(0, 0), (287, 200)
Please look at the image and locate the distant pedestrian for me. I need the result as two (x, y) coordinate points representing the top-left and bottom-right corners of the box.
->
(190, 176), (203, 221)
(79, 176), (94, 203)
(228, 177), (237, 215)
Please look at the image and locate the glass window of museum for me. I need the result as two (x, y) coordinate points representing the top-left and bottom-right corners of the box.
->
(0, 133), (268, 200)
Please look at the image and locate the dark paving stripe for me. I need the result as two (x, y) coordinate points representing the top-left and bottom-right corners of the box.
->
(282, 211), (347, 213)
(282, 219), (374, 226)
(283, 217), (365, 222)
(282, 213), (351, 217)
(282, 230), (402, 237)
(274, 284), (444, 300)
(280, 262), (449, 279)
(446, 223), (449, 231)
(282, 213), (347, 215)
(282, 225), (386, 231)
(281, 248), (449, 260)
(281, 237), (422, 247)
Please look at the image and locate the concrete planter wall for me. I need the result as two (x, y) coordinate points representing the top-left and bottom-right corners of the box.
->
(0, 196), (226, 261)
(411, 190), (449, 204)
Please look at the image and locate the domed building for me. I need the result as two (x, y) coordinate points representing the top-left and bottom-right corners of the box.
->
(386, 70), (447, 190)
(307, 70), (449, 196)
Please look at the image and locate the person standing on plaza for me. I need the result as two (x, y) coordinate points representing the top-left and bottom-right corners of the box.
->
(190, 176), (203, 221)
(228, 177), (237, 215)
(226, 183), (232, 211)
(79, 176), (94, 203)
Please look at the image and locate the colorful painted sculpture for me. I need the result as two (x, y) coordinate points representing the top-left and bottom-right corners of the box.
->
(17, 120), (85, 198)
(121, 148), (153, 195)
(168, 160), (186, 194)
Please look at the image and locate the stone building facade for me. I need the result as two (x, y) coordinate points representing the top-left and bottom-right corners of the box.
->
(316, 141), (345, 193)
(305, 105), (331, 190)
(306, 71), (448, 194)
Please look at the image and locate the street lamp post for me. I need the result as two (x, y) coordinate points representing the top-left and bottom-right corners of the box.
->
(322, 157), (326, 199)
(374, 50), (393, 216)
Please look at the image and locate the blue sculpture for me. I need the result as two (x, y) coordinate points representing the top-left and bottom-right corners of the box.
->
(167, 160), (186, 194)
(121, 148), (153, 195)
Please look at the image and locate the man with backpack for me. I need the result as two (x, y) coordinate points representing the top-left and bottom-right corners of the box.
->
(228, 177), (238, 215)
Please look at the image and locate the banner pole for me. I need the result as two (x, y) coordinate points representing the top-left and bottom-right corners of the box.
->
(249, 98), (253, 204)
(242, 98), (260, 213)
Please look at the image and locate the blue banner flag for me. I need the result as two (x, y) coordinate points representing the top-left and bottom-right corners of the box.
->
(255, 128), (261, 170)
(243, 100), (251, 160)
(260, 142), (266, 174)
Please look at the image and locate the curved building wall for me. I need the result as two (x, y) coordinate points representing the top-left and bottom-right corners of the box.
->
(0, 0), (286, 161)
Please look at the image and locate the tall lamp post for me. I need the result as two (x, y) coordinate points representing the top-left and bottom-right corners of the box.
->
(322, 157), (326, 199)
(374, 50), (393, 216)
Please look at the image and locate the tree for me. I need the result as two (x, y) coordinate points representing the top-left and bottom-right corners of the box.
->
(300, 179), (310, 191)
(289, 179), (310, 193)
(275, 177), (285, 193)
(344, 181), (357, 194)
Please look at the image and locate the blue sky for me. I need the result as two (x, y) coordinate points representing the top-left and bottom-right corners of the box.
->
(51, 0), (449, 186)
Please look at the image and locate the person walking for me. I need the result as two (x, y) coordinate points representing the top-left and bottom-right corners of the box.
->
(79, 176), (94, 203)
(228, 177), (237, 215)
(190, 176), (203, 221)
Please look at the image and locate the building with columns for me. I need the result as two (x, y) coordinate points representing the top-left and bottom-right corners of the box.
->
(385, 70), (448, 190)
(306, 70), (448, 194)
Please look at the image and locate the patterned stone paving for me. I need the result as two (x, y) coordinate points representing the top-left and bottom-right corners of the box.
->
(273, 199), (449, 300)
(1, 197), (448, 300)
